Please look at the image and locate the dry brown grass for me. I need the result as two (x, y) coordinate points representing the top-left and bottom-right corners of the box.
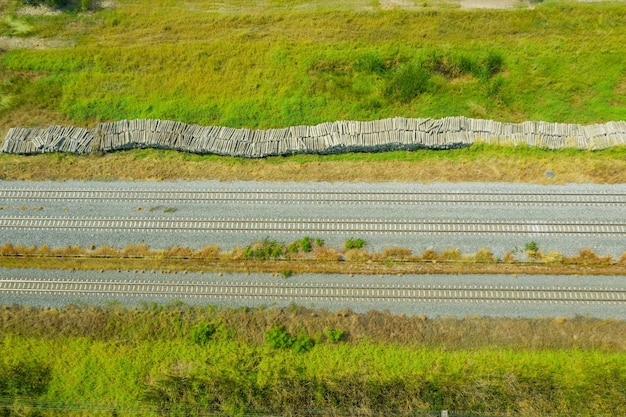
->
(1, 147), (625, 183)
(2, 304), (624, 351)
(2, 243), (626, 276)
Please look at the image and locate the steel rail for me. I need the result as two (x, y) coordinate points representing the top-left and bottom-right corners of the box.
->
(1, 189), (625, 205)
(1, 216), (625, 235)
(1, 279), (624, 303)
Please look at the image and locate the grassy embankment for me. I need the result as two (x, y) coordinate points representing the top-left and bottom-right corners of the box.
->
(1, 304), (626, 416)
(1, 0), (626, 182)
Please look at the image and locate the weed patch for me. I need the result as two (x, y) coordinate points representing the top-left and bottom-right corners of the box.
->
(1, 240), (625, 276)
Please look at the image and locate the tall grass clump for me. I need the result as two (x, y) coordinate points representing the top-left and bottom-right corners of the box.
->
(385, 62), (431, 102)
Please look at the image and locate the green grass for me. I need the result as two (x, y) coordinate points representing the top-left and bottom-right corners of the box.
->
(1, 304), (626, 416)
(1, 0), (626, 132)
(0, 15), (34, 37)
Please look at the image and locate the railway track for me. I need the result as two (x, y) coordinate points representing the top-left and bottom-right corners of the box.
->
(2, 279), (624, 303)
(1, 188), (625, 206)
(1, 216), (625, 235)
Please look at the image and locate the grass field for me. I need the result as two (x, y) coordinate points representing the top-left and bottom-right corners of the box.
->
(1, 304), (626, 416)
(1, 0), (625, 131)
(2, 0), (626, 181)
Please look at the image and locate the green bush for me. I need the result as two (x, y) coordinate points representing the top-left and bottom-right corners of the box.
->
(287, 236), (313, 254)
(299, 236), (312, 253)
(345, 238), (367, 250)
(292, 334), (315, 353)
(525, 241), (539, 252)
(324, 327), (345, 343)
(190, 322), (216, 346)
(244, 239), (285, 260)
(264, 325), (295, 349)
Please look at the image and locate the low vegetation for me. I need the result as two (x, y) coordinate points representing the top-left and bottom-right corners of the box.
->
(1, 239), (625, 275)
(1, 2), (625, 415)
(1, 143), (626, 183)
(2, 0), (626, 131)
(1, 304), (625, 416)
(2, 0), (626, 183)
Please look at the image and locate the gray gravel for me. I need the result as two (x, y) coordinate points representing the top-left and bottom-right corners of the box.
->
(1, 180), (624, 257)
(1, 268), (624, 319)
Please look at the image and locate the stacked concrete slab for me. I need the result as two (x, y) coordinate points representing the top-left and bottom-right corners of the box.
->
(2, 116), (625, 157)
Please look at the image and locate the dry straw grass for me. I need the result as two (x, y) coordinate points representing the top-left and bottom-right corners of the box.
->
(1, 242), (625, 275)
(1, 146), (626, 183)
(1, 303), (625, 351)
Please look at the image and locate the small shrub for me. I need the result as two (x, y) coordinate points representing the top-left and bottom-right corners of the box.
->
(193, 245), (220, 259)
(345, 238), (366, 250)
(572, 248), (613, 266)
(166, 246), (194, 258)
(287, 242), (299, 254)
(121, 243), (150, 258)
(474, 248), (495, 263)
(420, 248), (438, 261)
(502, 251), (517, 263)
(355, 52), (387, 74)
(0, 243), (17, 256)
(525, 241), (540, 261)
(524, 241), (539, 252)
(245, 239), (285, 260)
(190, 322), (216, 346)
(281, 269), (292, 278)
(312, 246), (341, 261)
(381, 247), (411, 260)
(299, 236), (312, 253)
(314, 238), (325, 247)
(264, 325), (295, 349)
(324, 327), (345, 343)
(438, 248), (461, 261)
(35, 245), (50, 256)
(344, 249), (370, 262)
(92, 245), (118, 257)
(51, 245), (85, 257)
(292, 334), (315, 353)
(543, 251), (564, 264)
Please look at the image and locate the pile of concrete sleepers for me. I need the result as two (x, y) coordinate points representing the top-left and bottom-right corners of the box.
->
(2, 117), (625, 157)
